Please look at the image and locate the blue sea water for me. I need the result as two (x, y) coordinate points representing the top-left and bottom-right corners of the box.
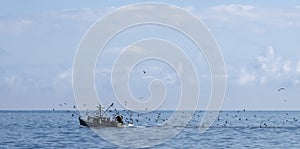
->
(1, 110), (300, 148)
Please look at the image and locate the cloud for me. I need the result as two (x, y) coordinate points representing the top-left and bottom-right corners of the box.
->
(283, 60), (291, 73)
(0, 73), (50, 92)
(211, 4), (253, 11)
(297, 61), (300, 73)
(190, 4), (258, 23)
(4, 74), (21, 88)
(47, 7), (114, 22)
(255, 46), (296, 77)
(236, 68), (256, 85)
(0, 18), (34, 35)
(189, 4), (300, 28)
(256, 46), (282, 75)
(235, 46), (300, 86)
(53, 68), (72, 90)
(210, 4), (256, 19)
(0, 7), (114, 36)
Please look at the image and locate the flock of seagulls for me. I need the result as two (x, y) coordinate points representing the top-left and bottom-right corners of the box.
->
(53, 102), (78, 118)
(106, 107), (300, 128)
(213, 109), (299, 128)
(53, 85), (298, 128)
(54, 109), (299, 128)
(108, 109), (168, 125)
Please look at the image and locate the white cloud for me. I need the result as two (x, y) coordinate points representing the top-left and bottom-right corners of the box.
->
(293, 79), (300, 85)
(4, 74), (21, 88)
(236, 68), (256, 85)
(0, 7), (114, 36)
(259, 76), (267, 84)
(283, 60), (291, 73)
(197, 4), (258, 22)
(210, 4), (256, 18)
(296, 61), (300, 73)
(212, 4), (254, 12)
(195, 4), (300, 28)
(256, 46), (291, 77)
(0, 18), (34, 35)
(48, 7), (114, 22)
(53, 68), (72, 90)
(1, 73), (50, 91)
(256, 46), (282, 75)
(236, 46), (300, 86)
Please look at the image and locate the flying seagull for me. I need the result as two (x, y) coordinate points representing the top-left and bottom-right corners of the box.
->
(278, 87), (286, 92)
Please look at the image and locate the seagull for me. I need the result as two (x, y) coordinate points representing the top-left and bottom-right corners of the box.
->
(278, 87), (286, 92)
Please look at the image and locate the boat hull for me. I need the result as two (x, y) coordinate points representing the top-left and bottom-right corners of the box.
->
(78, 117), (121, 127)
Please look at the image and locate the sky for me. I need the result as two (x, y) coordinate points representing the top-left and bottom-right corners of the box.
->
(0, 0), (300, 110)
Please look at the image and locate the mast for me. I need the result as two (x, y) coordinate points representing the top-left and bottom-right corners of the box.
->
(98, 105), (101, 117)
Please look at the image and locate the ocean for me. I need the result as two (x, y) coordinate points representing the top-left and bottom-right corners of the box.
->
(1, 110), (300, 148)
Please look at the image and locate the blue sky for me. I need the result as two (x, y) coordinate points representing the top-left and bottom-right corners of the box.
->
(1, 1), (300, 110)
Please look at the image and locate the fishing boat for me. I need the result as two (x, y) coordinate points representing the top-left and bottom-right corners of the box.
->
(78, 103), (124, 127)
